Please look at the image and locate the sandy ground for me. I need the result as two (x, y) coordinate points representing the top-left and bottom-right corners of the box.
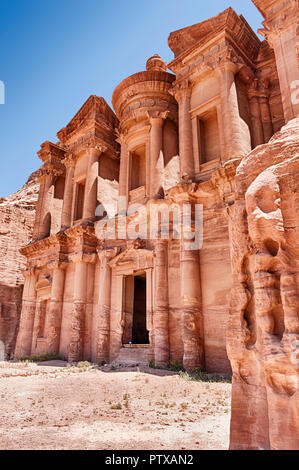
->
(0, 361), (231, 450)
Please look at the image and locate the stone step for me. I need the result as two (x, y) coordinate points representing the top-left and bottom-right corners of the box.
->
(113, 345), (150, 366)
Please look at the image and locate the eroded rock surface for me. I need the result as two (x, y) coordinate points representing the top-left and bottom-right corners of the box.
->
(228, 118), (299, 450)
(0, 172), (39, 357)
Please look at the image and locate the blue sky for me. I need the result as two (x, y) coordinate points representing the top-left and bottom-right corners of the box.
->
(0, 0), (263, 196)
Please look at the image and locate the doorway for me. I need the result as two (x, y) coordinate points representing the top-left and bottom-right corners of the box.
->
(122, 273), (149, 345)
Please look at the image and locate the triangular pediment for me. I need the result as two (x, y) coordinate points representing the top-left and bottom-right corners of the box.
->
(168, 7), (260, 62)
(57, 95), (119, 145)
(109, 245), (154, 270)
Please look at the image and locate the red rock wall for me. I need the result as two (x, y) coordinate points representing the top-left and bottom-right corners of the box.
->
(228, 119), (299, 450)
(0, 172), (39, 358)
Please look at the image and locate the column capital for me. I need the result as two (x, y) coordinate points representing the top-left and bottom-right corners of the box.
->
(215, 46), (244, 74)
(248, 77), (271, 100)
(69, 251), (98, 264)
(215, 59), (239, 78)
(170, 79), (192, 102)
(62, 152), (76, 169)
(248, 77), (260, 98)
(85, 141), (107, 155)
(23, 268), (37, 279)
(97, 247), (119, 263)
(38, 161), (64, 180)
(51, 261), (68, 271)
(146, 110), (169, 124)
(71, 136), (107, 156)
(258, 78), (271, 98)
(115, 128), (128, 146)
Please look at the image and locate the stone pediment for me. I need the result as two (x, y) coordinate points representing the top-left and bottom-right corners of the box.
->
(109, 245), (154, 271)
(168, 7), (260, 62)
(56, 95), (119, 147)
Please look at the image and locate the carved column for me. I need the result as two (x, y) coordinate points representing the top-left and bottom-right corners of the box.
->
(258, 1), (299, 123)
(249, 79), (265, 148)
(96, 249), (115, 363)
(46, 265), (66, 355)
(61, 154), (75, 230)
(33, 171), (54, 240)
(31, 299), (46, 353)
(83, 145), (106, 222)
(216, 61), (246, 161)
(68, 260), (87, 362)
(117, 134), (129, 214)
(148, 111), (168, 199)
(15, 270), (37, 358)
(191, 116), (201, 175)
(172, 80), (194, 180)
(180, 246), (204, 370)
(32, 175), (46, 241)
(259, 80), (273, 143)
(153, 240), (169, 367)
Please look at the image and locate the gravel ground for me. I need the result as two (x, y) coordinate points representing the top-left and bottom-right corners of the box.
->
(0, 361), (231, 450)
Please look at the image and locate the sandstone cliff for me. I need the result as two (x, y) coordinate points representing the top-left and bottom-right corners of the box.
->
(0, 172), (39, 358)
(228, 118), (299, 450)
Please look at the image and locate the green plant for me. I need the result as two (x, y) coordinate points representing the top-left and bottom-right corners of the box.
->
(110, 402), (122, 410)
(123, 395), (130, 409)
(149, 359), (185, 373)
(178, 369), (232, 383)
(77, 361), (91, 369)
(169, 361), (184, 372)
(21, 353), (62, 363)
(178, 370), (192, 381)
(98, 360), (106, 367)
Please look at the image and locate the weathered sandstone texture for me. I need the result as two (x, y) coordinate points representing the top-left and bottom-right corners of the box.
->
(0, 172), (39, 357)
(2, 0), (298, 450)
(228, 118), (299, 450)
(15, 7), (285, 375)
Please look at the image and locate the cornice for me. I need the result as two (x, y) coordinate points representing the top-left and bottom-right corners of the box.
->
(37, 141), (66, 163)
(20, 232), (68, 258)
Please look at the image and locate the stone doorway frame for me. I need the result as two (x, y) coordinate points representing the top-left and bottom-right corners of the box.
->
(33, 275), (52, 355)
(108, 246), (154, 361)
(122, 271), (149, 347)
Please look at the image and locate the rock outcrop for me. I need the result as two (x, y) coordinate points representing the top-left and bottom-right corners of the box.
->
(0, 172), (39, 358)
(228, 118), (299, 450)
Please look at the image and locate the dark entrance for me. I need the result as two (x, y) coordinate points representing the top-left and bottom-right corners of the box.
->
(132, 275), (149, 344)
